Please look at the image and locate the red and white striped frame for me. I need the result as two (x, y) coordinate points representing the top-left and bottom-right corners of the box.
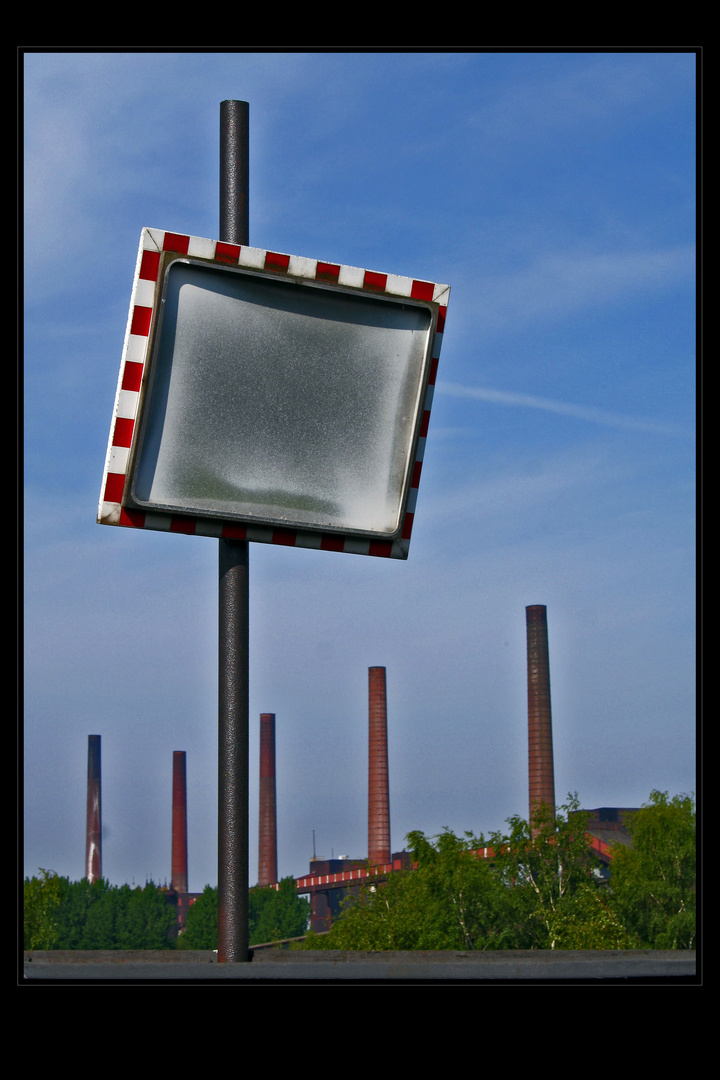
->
(97, 228), (449, 559)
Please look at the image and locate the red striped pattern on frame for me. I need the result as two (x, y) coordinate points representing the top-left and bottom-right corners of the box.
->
(98, 228), (449, 559)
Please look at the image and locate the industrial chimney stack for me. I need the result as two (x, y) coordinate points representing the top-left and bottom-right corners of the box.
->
(368, 667), (391, 866)
(526, 605), (556, 828)
(85, 735), (102, 883)
(258, 713), (278, 886)
(171, 751), (188, 895)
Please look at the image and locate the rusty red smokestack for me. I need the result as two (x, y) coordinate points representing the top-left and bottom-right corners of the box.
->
(171, 751), (188, 894)
(85, 735), (102, 883)
(368, 667), (391, 866)
(526, 605), (556, 828)
(258, 713), (278, 886)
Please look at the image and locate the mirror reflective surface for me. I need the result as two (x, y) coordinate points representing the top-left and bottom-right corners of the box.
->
(131, 260), (433, 536)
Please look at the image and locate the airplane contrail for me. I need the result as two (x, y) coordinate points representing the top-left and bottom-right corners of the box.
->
(436, 381), (692, 439)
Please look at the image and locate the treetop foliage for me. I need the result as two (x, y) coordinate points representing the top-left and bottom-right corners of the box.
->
(23, 873), (176, 951)
(173, 876), (310, 950)
(24, 871), (311, 952)
(608, 790), (696, 949)
(297, 791), (696, 952)
(24, 790), (696, 954)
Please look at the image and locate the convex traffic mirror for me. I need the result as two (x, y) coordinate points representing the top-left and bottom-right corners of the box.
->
(99, 229), (449, 559)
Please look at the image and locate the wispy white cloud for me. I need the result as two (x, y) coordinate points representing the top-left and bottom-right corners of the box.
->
(454, 244), (696, 335)
(437, 380), (693, 438)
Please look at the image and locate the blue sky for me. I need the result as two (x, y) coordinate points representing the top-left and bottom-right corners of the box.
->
(23, 50), (697, 893)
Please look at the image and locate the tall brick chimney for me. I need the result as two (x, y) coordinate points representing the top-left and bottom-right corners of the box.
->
(258, 713), (278, 886)
(171, 751), (188, 894)
(526, 605), (556, 828)
(85, 735), (102, 883)
(368, 667), (391, 866)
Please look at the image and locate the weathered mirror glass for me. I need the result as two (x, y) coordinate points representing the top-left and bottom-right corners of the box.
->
(131, 259), (434, 538)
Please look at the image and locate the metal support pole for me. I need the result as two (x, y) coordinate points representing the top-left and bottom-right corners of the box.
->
(217, 100), (250, 962)
(220, 100), (249, 248)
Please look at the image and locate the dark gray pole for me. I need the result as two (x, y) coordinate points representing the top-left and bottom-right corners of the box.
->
(217, 100), (250, 962)
(220, 100), (249, 248)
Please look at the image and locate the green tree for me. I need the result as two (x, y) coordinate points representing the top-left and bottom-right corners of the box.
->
(177, 878), (310, 949)
(300, 796), (627, 952)
(26, 875), (110, 950)
(75, 878), (119, 949)
(487, 793), (621, 949)
(249, 877), (310, 945)
(543, 882), (636, 949)
(178, 884), (218, 949)
(26, 874), (176, 950)
(54, 877), (102, 949)
(299, 830), (520, 951)
(116, 882), (175, 949)
(609, 790), (696, 949)
(24, 869), (65, 950)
